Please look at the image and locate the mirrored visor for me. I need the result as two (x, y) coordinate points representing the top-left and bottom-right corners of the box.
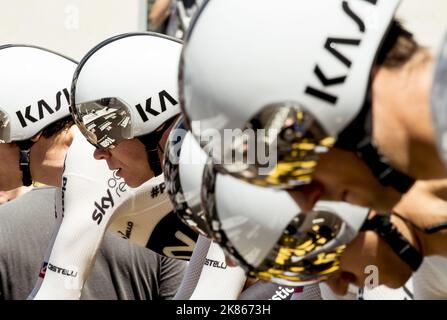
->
(215, 102), (335, 189)
(73, 97), (132, 149)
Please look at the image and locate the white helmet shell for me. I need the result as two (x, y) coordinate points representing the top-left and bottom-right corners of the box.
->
(213, 173), (368, 268)
(180, 0), (401, 147)
(0, 45), (77, 143)
(72, 33), (182, 139)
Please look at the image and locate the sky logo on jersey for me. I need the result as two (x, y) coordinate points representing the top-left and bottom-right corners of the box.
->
(135, 90), (178, 122)
(91, 189), (114, 225)
(16, 88), (70, 128)
(39, 262), (48, 278)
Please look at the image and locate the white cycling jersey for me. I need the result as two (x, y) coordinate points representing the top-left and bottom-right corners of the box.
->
(30, 127), (250, 300)
(413, 256), (447, 299)
(30, 127), (197, 299)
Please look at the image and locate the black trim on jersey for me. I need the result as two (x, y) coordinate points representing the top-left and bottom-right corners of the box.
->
(146, 210), (198, 261)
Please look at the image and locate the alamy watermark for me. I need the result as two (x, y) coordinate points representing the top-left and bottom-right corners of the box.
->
(168, 121), (279, 176)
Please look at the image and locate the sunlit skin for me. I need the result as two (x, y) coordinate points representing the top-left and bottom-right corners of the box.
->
(0, 127), (73, 190)
(325, 180), (447, 295)
(288, 50), (446, 213)
(94, 138), (153, 188)
(93, 121), (175, 188)
(0, 143), (22, 191)
(0, 186), (32, 204)
(326, 214), (415, 296)
(373, 50), (447, 181)
(288, 147), (403, 213)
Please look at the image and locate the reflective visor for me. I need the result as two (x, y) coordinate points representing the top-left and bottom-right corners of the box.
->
(251, 210), (345, 286)
(202, 163), (366, 287)
(73, 97), (132, 149)
(215, 102), (335, 189)
(0, 110), (10, 143)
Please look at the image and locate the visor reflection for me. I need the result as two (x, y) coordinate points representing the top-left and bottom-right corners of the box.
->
(74, 97), (132, 149)
(218, 102), (334, 189)
(253, 210), (345, 286)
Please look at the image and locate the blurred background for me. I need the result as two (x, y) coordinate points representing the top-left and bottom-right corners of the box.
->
(0, 0), (445, 60)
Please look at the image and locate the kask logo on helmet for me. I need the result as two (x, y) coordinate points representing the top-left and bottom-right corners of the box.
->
(15, 88), (70, 128)
(305, 0), (378, 105)
(135, 90), (178, 122)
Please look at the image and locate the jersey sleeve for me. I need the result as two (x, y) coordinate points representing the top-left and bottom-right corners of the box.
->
(174, 235), (247, 300)
(32, 130), (136, 299)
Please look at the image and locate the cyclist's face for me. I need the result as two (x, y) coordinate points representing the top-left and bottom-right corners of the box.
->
(288, 147), (403, 212)
(0, 143), (23, 190)
(93, 138), (153, 188)
(325, 215), (414, 295)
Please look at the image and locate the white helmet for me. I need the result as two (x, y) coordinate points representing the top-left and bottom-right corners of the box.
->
(164, 117), (212, 236)
(0, 45), (77, 185)
(202, 163), (369, 286)
(163, 120), (369, 285)
(71, 33), (182, 176)
(163, 119), (422, 286)
(201, 164), (423, 286)
(180, 0), (414, 193)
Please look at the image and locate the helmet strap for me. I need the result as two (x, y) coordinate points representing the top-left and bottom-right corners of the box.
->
(361, 213), (423, 271)
(137, 116), (178, 177)
(15, 140), (36, 187)
(335, 84), (415, 194)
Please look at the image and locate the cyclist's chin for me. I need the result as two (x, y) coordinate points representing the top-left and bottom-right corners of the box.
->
(123, 172), (151, 188)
